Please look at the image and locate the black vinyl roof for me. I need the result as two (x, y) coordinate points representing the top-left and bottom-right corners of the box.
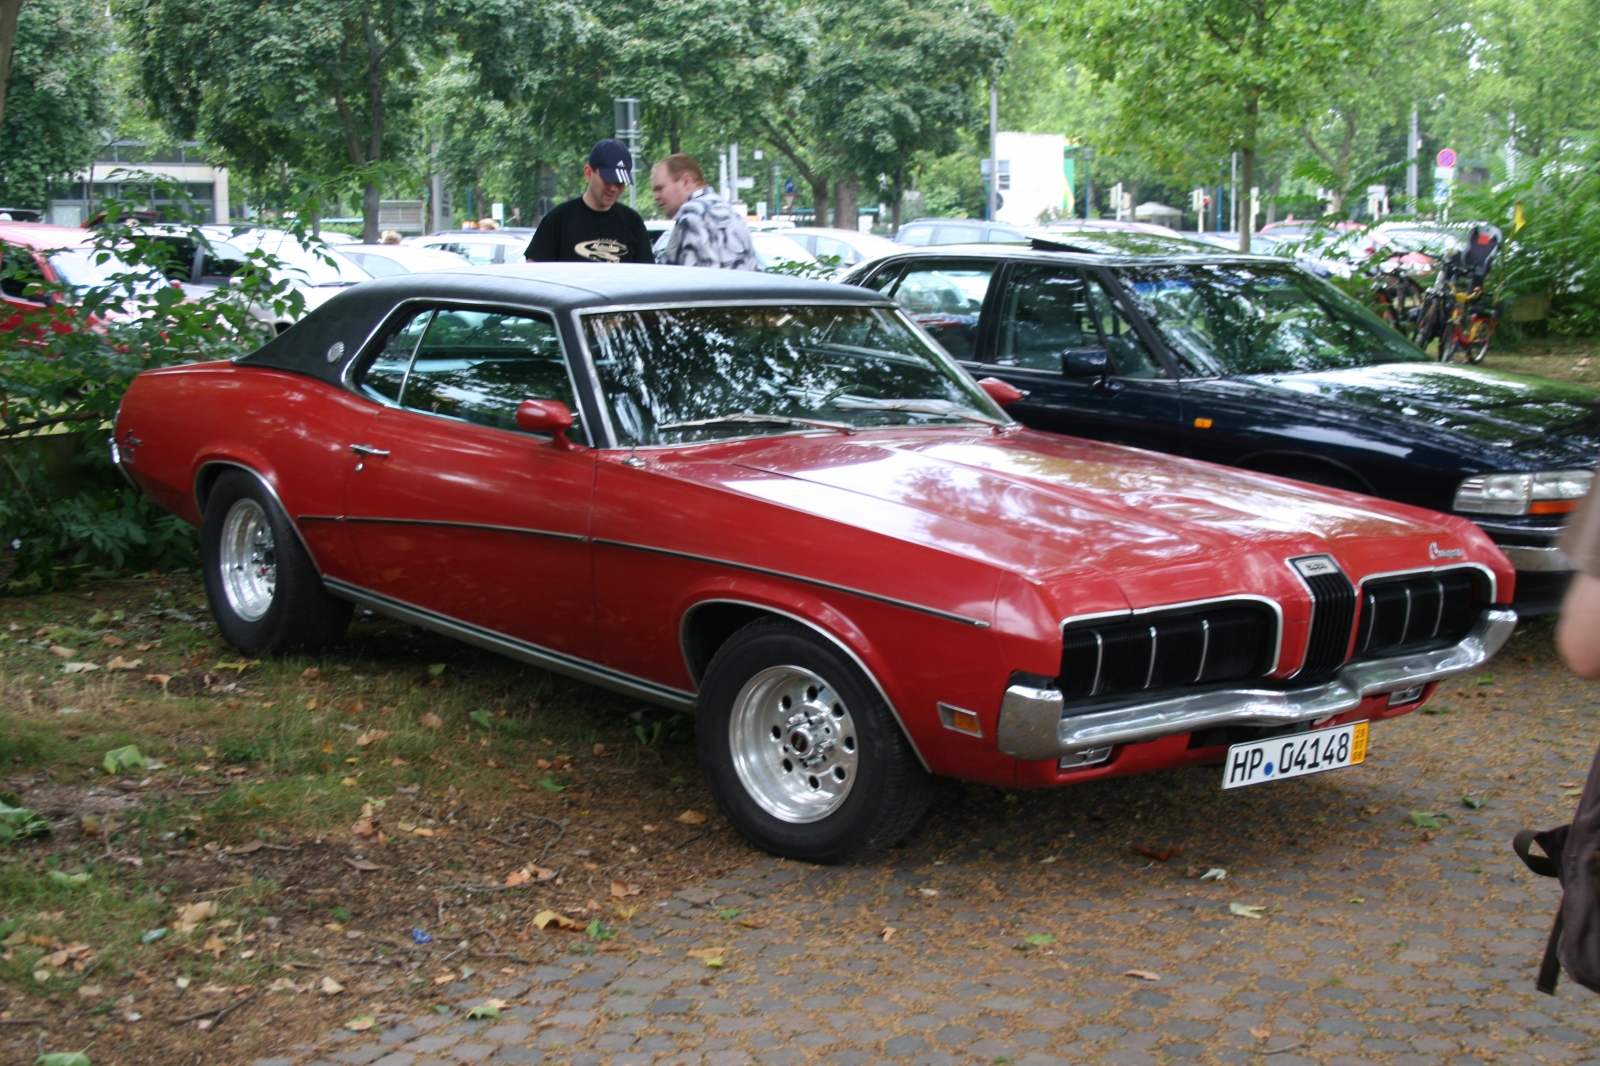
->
(236, 263), (892, 386)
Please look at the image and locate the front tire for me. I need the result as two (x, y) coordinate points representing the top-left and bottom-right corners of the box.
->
(201, 470), (351, 655)
(696, 619), (932, 863)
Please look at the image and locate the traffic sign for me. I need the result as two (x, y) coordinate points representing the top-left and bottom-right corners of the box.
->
(1436, 148), (1457, 168)
(784, 179), (795, 195)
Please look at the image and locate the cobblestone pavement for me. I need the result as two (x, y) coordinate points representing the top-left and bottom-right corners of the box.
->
(256, 623), (1600, 1066)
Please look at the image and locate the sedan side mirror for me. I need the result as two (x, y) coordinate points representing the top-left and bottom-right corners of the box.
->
(977, 377), (1026, 406)
(516, 399), (579, 451)
(1061, 347), (1109, 378)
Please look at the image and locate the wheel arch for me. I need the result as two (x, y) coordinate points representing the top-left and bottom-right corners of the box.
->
(679, 597), (930, 771)
(193, 460), (325, 578)
(1236, 450), (1374, 494)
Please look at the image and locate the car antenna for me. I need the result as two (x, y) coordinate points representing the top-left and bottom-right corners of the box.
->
(624, 440), (645, 468)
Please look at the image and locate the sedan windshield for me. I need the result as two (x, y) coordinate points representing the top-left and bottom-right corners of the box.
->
(48, 248), (168, 295)
(1114, 263), (1428, 376)
(584, 305), (1005, 444)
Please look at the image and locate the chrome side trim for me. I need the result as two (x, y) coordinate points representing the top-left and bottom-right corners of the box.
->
(1059, 594), (1285, 675)
(594, 538), (990, 628)
(1496, 545), (1573, 574)
(1355, 561), (1500, 604)
(996, 608), (1517, 760)
(323, 577), (696, 711)
(309, 515), (587, 542)
(677, 598), (931, 771)
(194, 461), (324, 578)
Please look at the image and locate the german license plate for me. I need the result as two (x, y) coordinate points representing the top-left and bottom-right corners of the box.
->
(1221, 721), (1368, 790)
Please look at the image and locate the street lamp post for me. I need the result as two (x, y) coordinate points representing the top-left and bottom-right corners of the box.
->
(614, 97), (640, 209)
(1082, 146), (1094, 220)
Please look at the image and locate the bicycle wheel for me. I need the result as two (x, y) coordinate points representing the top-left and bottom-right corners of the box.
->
(1415, 294), (1446, 353)
(1462, 313), (1497, 364)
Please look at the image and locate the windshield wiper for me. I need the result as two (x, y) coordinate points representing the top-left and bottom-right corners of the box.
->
(831, 397), (1006, 427)
(657, 412), (857, 436)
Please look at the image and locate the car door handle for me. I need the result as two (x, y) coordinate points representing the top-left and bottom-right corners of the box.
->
(348, 443), (390, 458)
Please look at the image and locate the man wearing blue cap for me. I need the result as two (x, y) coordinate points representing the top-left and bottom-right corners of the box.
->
(525, 140), (655, 264)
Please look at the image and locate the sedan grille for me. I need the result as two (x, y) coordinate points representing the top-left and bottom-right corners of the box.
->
(1058, 603), (1276, 708)
(1295, 567), (1357, 682)
(1354, 569), (1486, 659)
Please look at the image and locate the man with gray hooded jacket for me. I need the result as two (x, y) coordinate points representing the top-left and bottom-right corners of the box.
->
(650, 154), (758, 270)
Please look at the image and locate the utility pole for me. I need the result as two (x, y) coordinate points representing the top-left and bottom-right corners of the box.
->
(1083, 146), (1094, 219)
(1230, 153), (1239, 233)
(987, 82), (999, 222)
(1406, 108), (1419, 211)
(730, 143), (741, 213)
(614, 98), (640, 209)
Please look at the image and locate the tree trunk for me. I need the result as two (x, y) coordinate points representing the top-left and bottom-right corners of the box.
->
(809, 178), (830, 228)
(0, 0), (23, 136)
(669, 113), (681, 155)
(833, 177), (858, 232)
(1238, 93), (1258, 254)
(362, 182), (380, 243)
(891, 161), (905, 233)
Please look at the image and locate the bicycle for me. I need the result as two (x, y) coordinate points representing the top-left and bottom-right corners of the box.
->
(1413, 223), (1502, 364)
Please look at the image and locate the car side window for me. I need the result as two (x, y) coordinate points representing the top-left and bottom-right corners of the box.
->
(358, 310), (431, 403)
(996, 266), (1100, 371)
(936, 225), (983, 245)
(399, 308), (587, 441)
(1083, 276), (1164, 378)
(0, 246), (46, 302)
(886, 261), (997, 360)
(897, 225), (933, 246)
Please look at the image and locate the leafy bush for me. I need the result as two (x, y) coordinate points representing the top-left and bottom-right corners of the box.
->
(0, 199), (330, 589)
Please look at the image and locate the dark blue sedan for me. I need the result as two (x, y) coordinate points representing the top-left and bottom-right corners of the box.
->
(845, 246), (1599, 615)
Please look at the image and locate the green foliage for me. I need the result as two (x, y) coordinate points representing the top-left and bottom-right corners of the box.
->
(102, 746), (147, 775)
(0, 801), (50, 844)
(0, 197), (326, 589)
(0, 0), (113, 210)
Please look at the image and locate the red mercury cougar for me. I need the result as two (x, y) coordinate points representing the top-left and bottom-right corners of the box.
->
(114, 265), (1517, 861)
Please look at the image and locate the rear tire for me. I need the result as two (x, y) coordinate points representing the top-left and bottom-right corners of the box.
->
(696, 619), (932, 863)
(201, 470), (351, 655)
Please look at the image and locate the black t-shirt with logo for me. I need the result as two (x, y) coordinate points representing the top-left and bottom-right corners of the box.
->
(524, 197), (655, 264)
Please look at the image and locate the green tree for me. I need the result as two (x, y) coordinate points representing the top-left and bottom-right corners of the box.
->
(1039, 0), (1376, 249)
(0, 0), (111, 211)
(118, 0), (451, 239)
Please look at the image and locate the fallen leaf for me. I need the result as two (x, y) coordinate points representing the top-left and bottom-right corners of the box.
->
(676, 809), (708, 825)
(62, 662), (100, 674)
(1229, 902), (1268, 919)
(610, 881), (641, 898)
(419, 712), (444, 729)
(76, 984), (105, 999)
(533, 910), (581, 931)
(106, 656), (143, 671)
(411, 827), (437, 838)
(1462, 795), (1485, 810)
(1199, 867), (1227, 882)
(301, 668), (321, 680)
(102, 635), (127, 647)
(917, 887), (939, 897)
(305, 698), (319, 711)
(1409, 811), (1442, 829)
(320, 976), (344, 994)
(881, 926), (896, 942)
(202, 934), (228, 958)
(35, 1054), (92, 1066)
(175, 901), (217, 933)
(504, 869), (530, 887)
(355, 730), (390, 747)
(432, 973), (455, 985)
(466, 999), (505, 1019)
(1358, 805), (1383, 816)
(593, 743), (609, 756)
(345, 1016), (376, 1032)
(1130, 845), (1183, 862)
(1124, 969), (1162, 981)
(1564, 788), (1585, 798)
(1250, 1026), (1271, 1041)
(340, 777), (359, 787)
(267, 978), (299, 993)
(144, 672), (171, 688)
(225, 840), (266, 855)
(641, 824), (659, 833)
(349, 817), (381, 846)
(345, 858), (380, 872)
(48, 644), (76, 658)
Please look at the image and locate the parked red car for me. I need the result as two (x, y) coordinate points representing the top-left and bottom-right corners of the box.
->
(113, 265), (1517, 861)
(0, 220), (163, 338)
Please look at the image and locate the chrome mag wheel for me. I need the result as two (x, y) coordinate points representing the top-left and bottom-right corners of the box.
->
(729, 665), (859, 823)
(219, 498), (277, 622)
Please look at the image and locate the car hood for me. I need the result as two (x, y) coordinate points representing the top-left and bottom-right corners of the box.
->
(655, 427), (1494, 608)
(1213, 363), (1600, 470)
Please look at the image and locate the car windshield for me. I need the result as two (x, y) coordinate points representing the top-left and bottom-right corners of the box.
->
(1113, 262), (1429, 376)
(47, 248), (168, 296)
(216, 231), (371, 286)
(584, 304), (1006, 444)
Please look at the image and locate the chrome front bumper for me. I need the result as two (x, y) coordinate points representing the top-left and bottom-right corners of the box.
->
(996, 608), (1518, 760)
(1498, 545), (1572, 573)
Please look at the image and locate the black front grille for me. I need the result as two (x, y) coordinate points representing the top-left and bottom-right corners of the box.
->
(1355, 569), (1485, 659)
(1058, 602), (1276, 707)
(1297, 568), (1357, 681)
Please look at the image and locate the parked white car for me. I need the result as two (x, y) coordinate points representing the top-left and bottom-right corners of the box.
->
(407, 230), (532, 265)
(335, 244), (470, 277)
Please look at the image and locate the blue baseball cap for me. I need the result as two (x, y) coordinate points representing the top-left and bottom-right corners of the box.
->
(588, 139), (634, 186)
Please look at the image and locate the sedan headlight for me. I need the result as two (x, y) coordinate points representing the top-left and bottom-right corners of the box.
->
(1454, 470), (1594, 516)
